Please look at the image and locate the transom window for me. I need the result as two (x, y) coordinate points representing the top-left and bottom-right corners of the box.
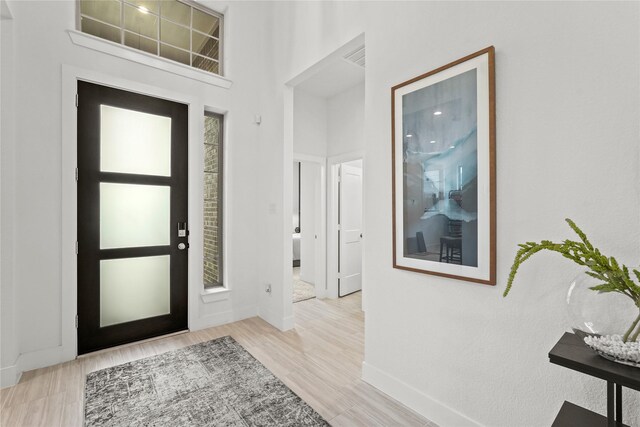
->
(78, 0), (223, 75)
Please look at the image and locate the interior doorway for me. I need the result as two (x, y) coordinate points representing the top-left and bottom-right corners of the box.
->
(283, 34), (365, 327)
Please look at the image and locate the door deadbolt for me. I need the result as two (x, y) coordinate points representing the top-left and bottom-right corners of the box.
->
(177, 222), (188, 237)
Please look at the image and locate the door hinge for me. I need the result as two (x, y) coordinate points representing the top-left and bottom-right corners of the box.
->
(75, 93), (78, 108)
(75, 315), (78, 329)
(75, 167), (78, 182)
(75, 241), (78, 255)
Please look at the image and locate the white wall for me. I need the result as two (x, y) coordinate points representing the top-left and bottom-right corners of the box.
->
(3, 2), (639, 424)
(0, 0), (266, 385)
(0, 1), (19, 387)
(293, 89), (327, 157)
(364, 2), (640, 426)
(293, 79), (364, 159)
(327, 82), (364, 157)
(261, 1), (640, 426)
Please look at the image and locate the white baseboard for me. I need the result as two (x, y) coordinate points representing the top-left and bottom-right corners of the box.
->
(258, 306), (293, 331)
(1, 345), (72, 388)
(3, 306), (259, 388)
(281, 315), (294, 331)
(19, 345), (69, 374)
(190, 305), (258, 331)
(233, 305), (259, 322)
(315, 286), (327, 299)
(0, 364), (19, 388)
(362, 361), (483, 427)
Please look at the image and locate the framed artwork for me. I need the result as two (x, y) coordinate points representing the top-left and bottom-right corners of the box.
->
(391, 46), (496, 285)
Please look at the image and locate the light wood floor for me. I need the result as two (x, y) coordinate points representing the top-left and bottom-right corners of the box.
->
(0, 292), (436, 426)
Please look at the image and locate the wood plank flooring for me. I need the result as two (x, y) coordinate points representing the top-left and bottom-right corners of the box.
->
(0, 292), (436, 426)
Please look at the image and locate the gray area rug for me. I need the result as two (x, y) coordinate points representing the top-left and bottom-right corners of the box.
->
(84, 336), (329, 426)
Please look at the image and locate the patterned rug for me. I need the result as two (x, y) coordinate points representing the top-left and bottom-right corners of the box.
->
(84, 336), (329, 426)
(293, 267), (315, 303)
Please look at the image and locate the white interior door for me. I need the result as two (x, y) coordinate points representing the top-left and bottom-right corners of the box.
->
(339, 162), (363, 297)
(313, 166), (323, 291)
(300, 163), (319, 284)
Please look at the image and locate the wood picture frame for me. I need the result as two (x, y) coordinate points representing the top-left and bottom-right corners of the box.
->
(391, 46), (496, 285)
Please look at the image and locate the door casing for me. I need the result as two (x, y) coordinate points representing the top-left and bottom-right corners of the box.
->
(61, 65), (225, 361)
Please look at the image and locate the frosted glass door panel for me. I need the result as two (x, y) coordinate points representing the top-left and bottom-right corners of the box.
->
(100, 255), (170, 327)
(100, 183), (170, 249)
(100, 105), (172, 176)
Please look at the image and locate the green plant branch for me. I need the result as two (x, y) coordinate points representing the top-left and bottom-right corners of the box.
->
(504, 218), (640, 343)
(623, 311), (640, 342)
(631, 320), (640, 342)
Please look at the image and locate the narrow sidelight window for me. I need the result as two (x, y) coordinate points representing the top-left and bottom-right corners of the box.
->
(203, 112), (223, 288)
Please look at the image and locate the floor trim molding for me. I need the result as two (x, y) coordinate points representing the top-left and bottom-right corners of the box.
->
(281, 315), (294, 331)
(1, 345), (70, 388)
(0, 364), (19, 389)
(18, 345), (68, 374)
(3, 306), (259, 388)
(258, 306), (293, 332)
(362, 361), (483, 427)
(190, 305), (258, 331)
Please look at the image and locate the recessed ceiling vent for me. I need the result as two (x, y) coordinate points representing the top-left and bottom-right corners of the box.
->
(343, 45), (365, 68)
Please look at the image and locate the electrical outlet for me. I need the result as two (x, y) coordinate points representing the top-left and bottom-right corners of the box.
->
(265, 284), (272, 294)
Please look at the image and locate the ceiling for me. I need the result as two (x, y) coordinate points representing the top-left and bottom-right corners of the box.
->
(296, 58), (364, 99)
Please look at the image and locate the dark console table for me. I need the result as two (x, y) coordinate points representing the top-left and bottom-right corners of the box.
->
(548, 332), (640, 426)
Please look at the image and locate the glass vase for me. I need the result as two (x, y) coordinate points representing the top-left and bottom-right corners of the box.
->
(566, 271), (640, 367)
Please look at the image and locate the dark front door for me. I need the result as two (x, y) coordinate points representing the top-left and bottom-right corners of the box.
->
(77, 81), (188, 355)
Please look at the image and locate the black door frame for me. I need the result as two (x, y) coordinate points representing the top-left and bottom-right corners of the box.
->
(76, 81), (189, 355)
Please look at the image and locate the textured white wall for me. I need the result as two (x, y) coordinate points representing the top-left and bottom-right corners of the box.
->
(3, 2), (639, 424)
(0, 2), (18, 387)
(363, 2), (640, 426)
(293, 89), (327, 157)
(327, 82), (364, 157)
(1, 0), (265, 382)
(293, 80), (364, 159)
(260, 1), (640, 425)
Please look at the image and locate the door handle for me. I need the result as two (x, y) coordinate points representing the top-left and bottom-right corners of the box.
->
(178, 243), (189, 250)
